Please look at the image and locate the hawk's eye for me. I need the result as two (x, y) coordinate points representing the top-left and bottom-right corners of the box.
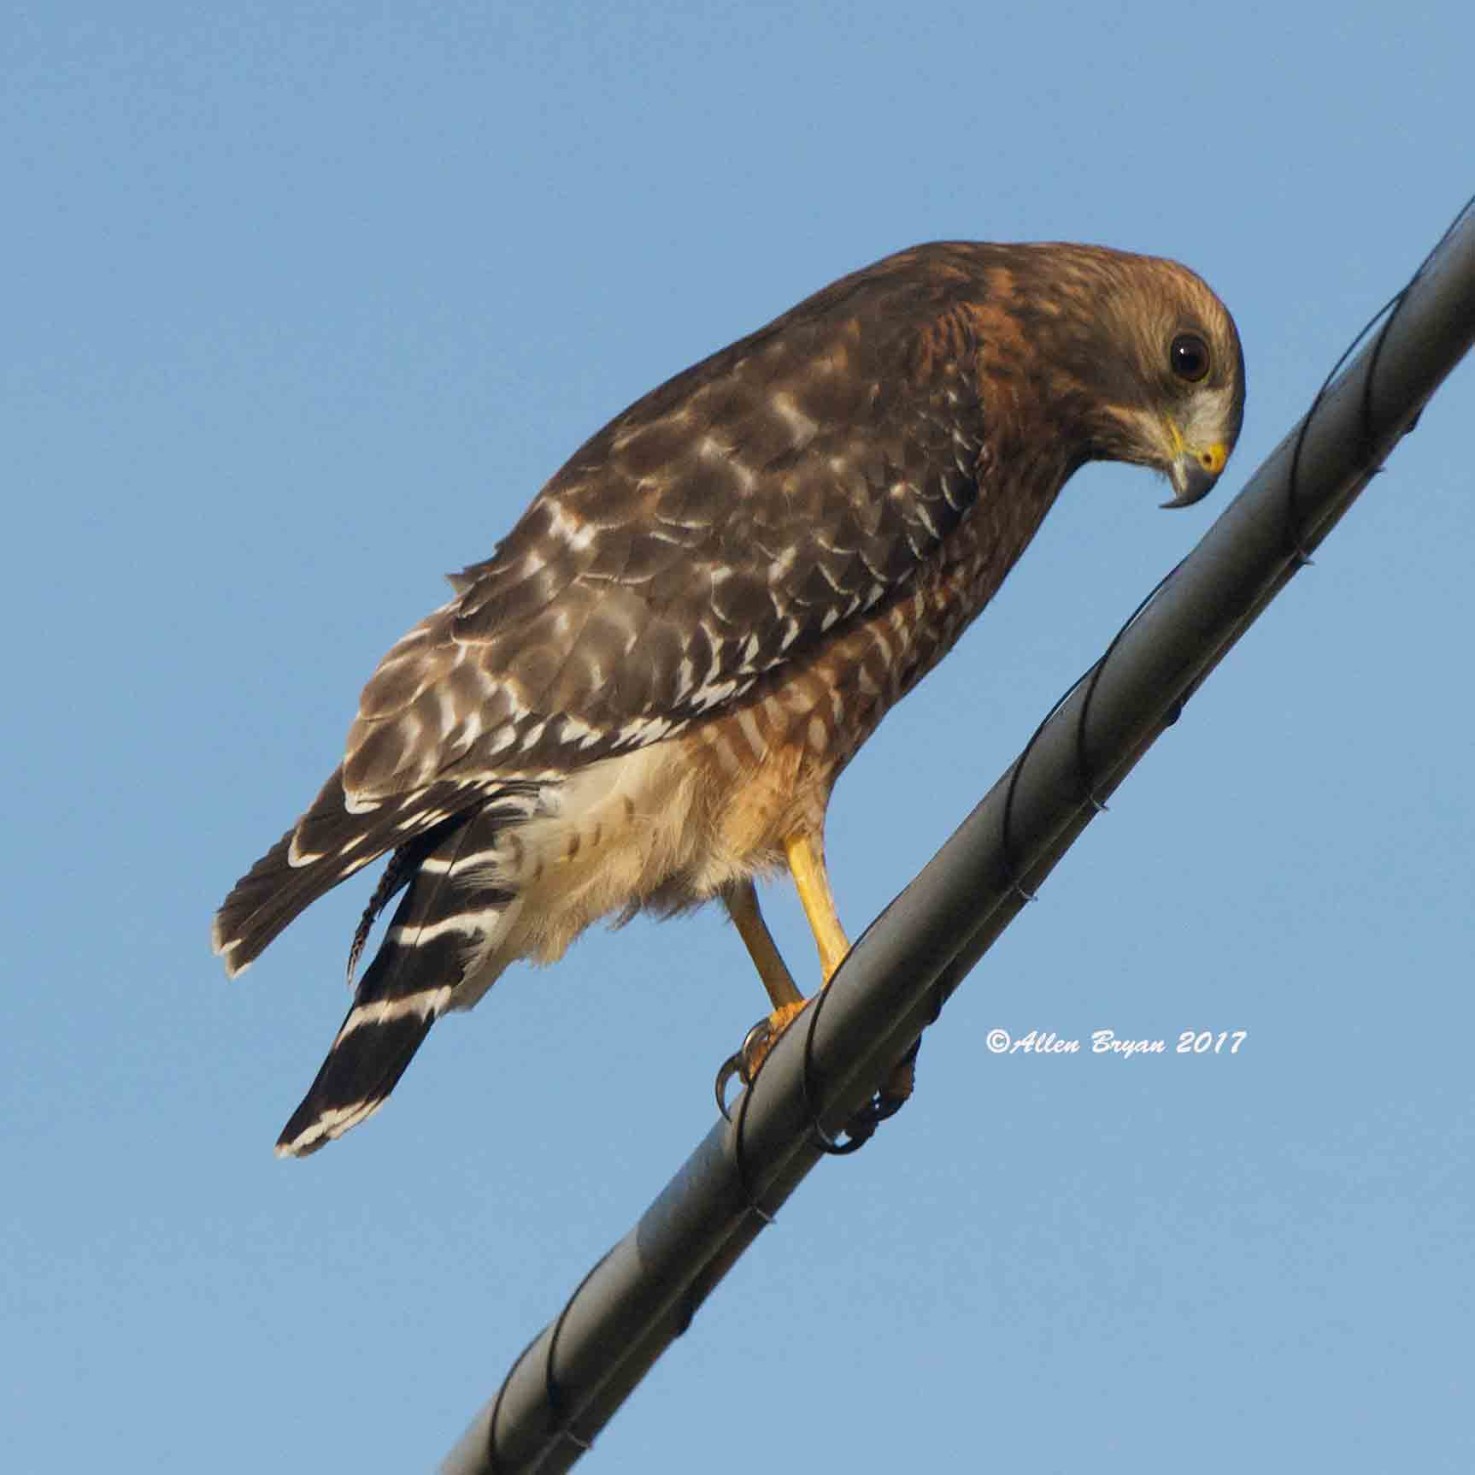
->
(1170, 333), (1211, 383)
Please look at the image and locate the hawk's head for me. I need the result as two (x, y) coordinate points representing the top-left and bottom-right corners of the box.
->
(1054, 246), (1246, 507)
(993, 244), (1246, 508)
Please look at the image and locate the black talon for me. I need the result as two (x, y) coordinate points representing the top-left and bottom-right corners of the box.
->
(714, 1051), (743, 1119)
(738, 1016), (776, 1083)
(715, 1015), (782, 1119)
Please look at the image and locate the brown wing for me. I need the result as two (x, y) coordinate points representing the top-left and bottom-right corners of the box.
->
(215, 247), (993, 975)
(342, 247), (988, 803)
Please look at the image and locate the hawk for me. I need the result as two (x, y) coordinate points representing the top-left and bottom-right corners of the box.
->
(214, 242), (1245, 1155)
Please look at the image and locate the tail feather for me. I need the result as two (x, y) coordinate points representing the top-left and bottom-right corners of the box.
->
(212, 768), (540, 978)
(212, 768), (416, 978)
(274, 807), (518, 1156)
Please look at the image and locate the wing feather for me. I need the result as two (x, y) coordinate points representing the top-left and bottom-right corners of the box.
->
(343, 248), (989, 803)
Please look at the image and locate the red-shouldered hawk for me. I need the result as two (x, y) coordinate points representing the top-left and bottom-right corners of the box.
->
(214, 242), (1244, 1155)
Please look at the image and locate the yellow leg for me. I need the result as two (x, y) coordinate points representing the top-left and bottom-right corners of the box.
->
(785, 830), (851, 981)
(722, 836), (916, 1118)
(721, 845), (851, 1089)
(724, 881), (802, 1010)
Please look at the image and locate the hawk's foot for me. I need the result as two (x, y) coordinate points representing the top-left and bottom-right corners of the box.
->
(712, 1009), (923, 1142)
(714, 999), (809, 1117)
(739, 999), (807, 1082)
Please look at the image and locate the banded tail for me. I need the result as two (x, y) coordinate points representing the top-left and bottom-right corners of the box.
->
(213, 771), (539, 1155)
(275, 806), (518, 1155)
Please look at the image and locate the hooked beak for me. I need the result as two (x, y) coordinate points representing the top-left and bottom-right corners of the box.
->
(1162, 435), (1230, 509)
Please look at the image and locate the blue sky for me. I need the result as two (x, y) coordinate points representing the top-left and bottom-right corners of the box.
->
(5, 4), (1473, 1471)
